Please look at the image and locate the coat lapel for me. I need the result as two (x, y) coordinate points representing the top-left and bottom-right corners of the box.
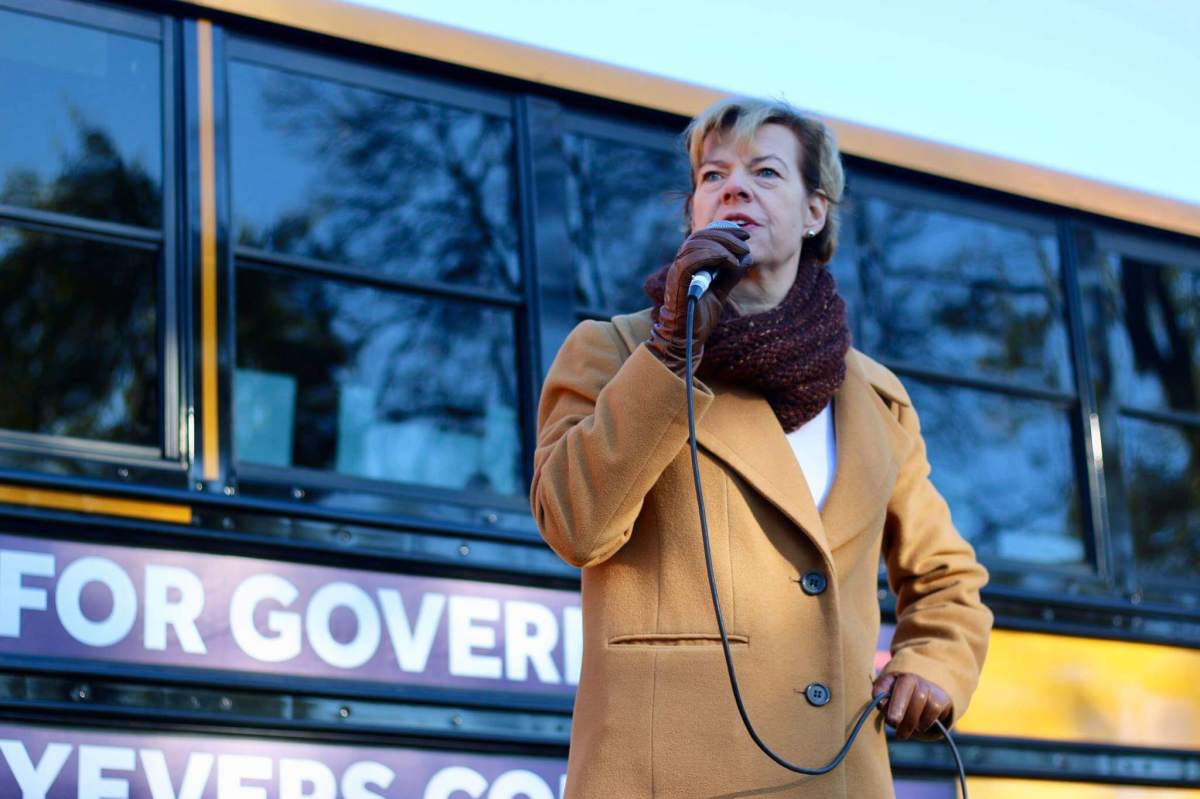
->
(817, 357), (903, 551)
(609, 311), (902, 560)
(695, 354), (903, 559)
(694, 379), (830, 555)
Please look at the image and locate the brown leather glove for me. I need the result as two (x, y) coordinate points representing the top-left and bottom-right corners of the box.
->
(872, 671), (953, 739)
(645, 223), (752, 378)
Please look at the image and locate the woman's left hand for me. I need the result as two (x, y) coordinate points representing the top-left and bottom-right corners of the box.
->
(871, 671), (952, 739)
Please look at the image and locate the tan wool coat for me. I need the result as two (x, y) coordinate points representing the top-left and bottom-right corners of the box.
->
(531, 308), (993, 798)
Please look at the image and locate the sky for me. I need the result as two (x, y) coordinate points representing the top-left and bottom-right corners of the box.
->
(348, 0), (1200, 207)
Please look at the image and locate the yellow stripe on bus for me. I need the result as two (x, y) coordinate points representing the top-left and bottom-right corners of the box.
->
(964, 778), (1200, 799)
(958, 628), (1200, 750)
(0, 485), (192, 525)
(197, 19), (220, 482)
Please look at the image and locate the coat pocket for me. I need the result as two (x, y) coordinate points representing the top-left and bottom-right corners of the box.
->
(607, 633), (748, 648)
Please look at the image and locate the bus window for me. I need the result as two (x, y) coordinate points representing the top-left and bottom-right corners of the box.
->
(0, 5), (164, 454)
(1098, 248), (1200, 584)
(0, 7), (162, 227)
(227, 42), (525, 498)
(563, 128), (688, 318)
(229, 57), (519, 292)
(234, 266), (522, 495)
(847, 186), (1086, 567)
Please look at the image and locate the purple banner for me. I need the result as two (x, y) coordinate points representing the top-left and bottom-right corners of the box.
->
(0, 723), (953, 798)
(0, 534), (580, 696)
(0, 723), (565, 798)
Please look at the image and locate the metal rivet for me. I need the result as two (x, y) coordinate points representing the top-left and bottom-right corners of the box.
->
(1041, 607), (1055, 622)
(292, 487), (305, 500)
(223, 485), (236, 496)
(451, 714), (464, 727)
(73, 684), (90, 701)
(483, 512), (499, 525)
(337, 528), (352, 543)
(877, 588), (888, 601)
(1130, 591), (1143, 605)
(221, 517), (235, 530)
(117, 467), (130, 479)
(194, 481), (205, 492)
(339, 706), (351, 719)
(219, 696), (233, 711)
(458, 544), (471, 556)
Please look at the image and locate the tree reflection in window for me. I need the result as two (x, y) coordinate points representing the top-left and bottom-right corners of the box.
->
(1101, 252), (1200, 580)
(849, 192), (1086, 565)
(0, 7), (161, 227)
(906, 380), (1085, 564)
(1102, 254), (1199, 414)
(236, 267), (522, 496)
(0, 126), (158, 446)
(854, 196), (1070, 390)
(230, 61), (519, 292)
(1120, 417), (1200, 577)
(564, 132), (687, 315)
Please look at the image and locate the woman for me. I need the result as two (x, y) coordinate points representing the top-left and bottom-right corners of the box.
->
(530, 97), (992, 798)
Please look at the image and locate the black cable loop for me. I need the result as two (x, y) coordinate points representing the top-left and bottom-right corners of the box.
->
(684, 296), (968, 797)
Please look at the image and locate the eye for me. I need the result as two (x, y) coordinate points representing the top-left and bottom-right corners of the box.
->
(699, 170), (723, 183)
(756, 167), (780, 178)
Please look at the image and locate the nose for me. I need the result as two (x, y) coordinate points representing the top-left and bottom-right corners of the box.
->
(722, 167), (752, 203)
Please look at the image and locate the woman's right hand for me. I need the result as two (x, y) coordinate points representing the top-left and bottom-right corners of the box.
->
(645, 224), (752, 377)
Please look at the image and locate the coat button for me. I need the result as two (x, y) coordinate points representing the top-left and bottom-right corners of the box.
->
(804, 682), (831, 707)
(800, 571), (827, 596)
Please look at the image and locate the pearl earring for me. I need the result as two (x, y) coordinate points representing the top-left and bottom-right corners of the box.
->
(805, 229), (816, 238)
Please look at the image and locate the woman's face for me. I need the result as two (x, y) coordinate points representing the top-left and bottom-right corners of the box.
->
(690, 123), (826, 273)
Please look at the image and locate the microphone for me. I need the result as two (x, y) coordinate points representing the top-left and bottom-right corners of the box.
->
(687, 219), (744, 299)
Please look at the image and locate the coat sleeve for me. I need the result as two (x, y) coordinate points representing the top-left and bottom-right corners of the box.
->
(530, 319), (716, 568)
(880, 397), (993, 728)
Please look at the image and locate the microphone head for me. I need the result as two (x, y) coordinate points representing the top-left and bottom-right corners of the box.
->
(705, 219), (742, 231)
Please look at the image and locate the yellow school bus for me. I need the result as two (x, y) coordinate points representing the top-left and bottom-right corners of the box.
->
(0, 0), (1196, 796)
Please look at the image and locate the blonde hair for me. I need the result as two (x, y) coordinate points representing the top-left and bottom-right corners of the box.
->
(682, 96), (845, 265)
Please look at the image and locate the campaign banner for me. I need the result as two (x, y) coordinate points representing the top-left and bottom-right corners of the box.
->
(0, 723), (954, 798)
(0, 534), (580, 696)
(0, 723), (566, 799)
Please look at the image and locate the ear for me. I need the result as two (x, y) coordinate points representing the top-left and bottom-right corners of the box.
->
(805, 190), (829, 236)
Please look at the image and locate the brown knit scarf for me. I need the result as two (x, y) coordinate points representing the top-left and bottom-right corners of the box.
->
(643, 253), (851, 433)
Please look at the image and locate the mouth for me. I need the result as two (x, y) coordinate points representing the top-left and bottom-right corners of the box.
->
(721, 214), (759, 228)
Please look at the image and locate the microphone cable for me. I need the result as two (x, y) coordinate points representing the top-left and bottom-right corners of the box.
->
(684, 295), (969, 797)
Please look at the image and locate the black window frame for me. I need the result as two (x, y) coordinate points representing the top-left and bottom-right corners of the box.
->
(559, 108), (688, 322)
(832, 169), (1108, 590)
(1072, 218), (1200, 608)
(0, 0), (186, 486)
(221, 33), (540, 536)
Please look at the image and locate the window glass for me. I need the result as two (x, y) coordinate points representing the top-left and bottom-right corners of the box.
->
(906, 380), (1085, 564)
(1100, 252), (1200, 413)
(0, 8), (161, 227)
(230, 61), (519, 291)
(854, 195), (1070, 389)
(1097, 249), (1199, 582)
(235, 267), (522, 495)
(564, 132), (687, 314)
(0, 225), (158, 445)
(1119, 416), (1200, 578)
